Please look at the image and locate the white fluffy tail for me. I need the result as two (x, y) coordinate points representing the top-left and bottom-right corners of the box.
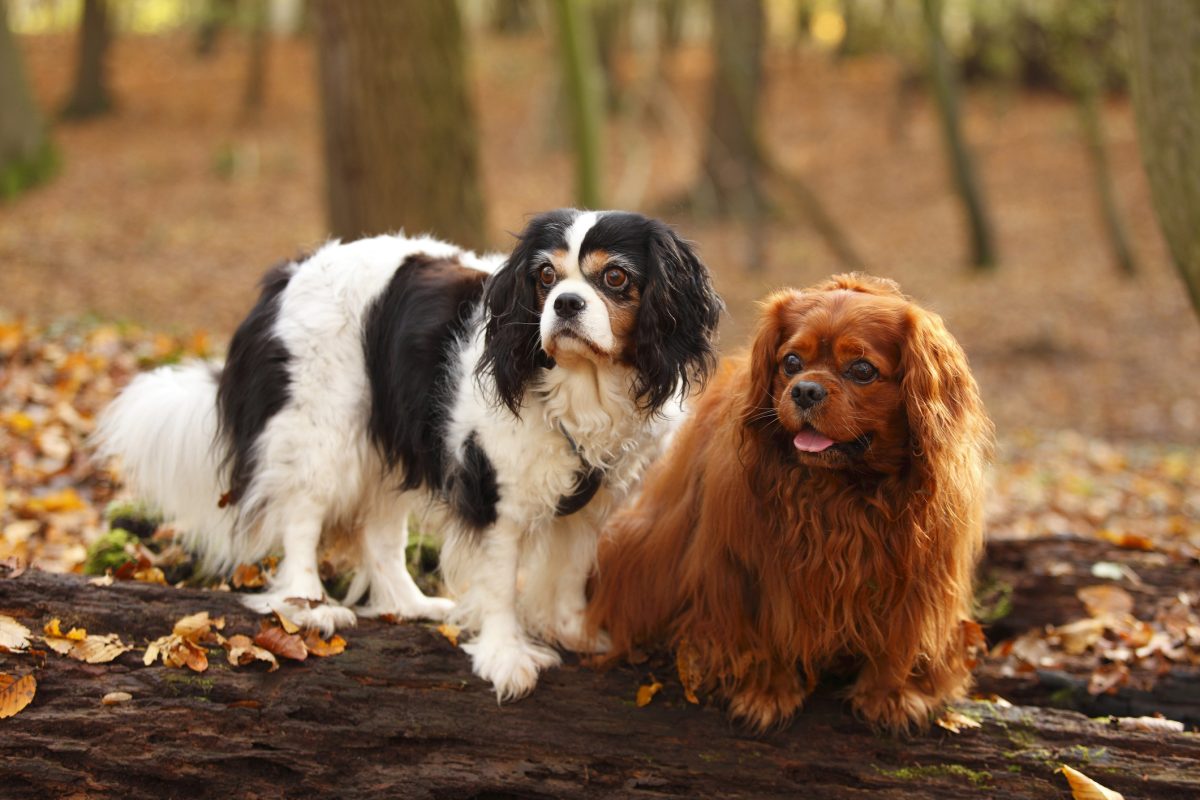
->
(93, 362), (243, 573)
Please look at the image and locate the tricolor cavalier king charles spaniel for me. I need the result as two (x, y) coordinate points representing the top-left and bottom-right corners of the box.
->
(587, 274), (992, 731)
(97, 209), (721, 700)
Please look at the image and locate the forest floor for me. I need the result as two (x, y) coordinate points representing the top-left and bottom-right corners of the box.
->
(0, 32), (1198, 792)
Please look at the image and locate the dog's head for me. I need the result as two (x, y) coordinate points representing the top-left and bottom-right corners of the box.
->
(479, 209), (723, 416)
(742, 273), (987, 476)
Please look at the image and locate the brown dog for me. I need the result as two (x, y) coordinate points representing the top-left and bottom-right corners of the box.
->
(587, 274), (993, 731)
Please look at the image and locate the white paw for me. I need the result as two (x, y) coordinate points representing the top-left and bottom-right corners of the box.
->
(462, 635), (561, 702)
(239, 592), (357, 637)
(357, 595), (455, 623)
(554, 610), (611, 654)
(287, 603), (358, 637)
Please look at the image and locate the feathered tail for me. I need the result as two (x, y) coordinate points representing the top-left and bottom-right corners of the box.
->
(93, 362), (244, 573)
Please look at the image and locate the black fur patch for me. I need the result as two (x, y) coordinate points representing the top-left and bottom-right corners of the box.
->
(363, 253), (487, 491)
(477, 209), (576, 416)
(585, 214), (723, 414)
(446, 431), (500, 530)
(216, 260), (297, 505)
(554, 464), (604, 517)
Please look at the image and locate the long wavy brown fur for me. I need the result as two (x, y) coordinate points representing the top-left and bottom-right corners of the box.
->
(586, 274), (993, 732)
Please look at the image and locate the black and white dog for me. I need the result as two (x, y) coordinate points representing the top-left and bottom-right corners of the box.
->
(96, 209), (722, 699)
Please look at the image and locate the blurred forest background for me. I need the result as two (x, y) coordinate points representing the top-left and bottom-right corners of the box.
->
(1, 0), (1199, 567)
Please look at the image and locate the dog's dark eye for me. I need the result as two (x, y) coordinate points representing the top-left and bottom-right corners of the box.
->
(603, 267), (629, 291)
(846, 360), (878, 383)
(538, 265), (557, 287)
(782, 354), (803, 375)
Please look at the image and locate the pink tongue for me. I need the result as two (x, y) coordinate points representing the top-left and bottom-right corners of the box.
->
(794, 428), (835, 453)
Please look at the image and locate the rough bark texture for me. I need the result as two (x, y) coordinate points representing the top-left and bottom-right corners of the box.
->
(2, 537), (1198, 798)
(920, 0), (997, 270)
(61, 0), (115, 120)
(552, 0), (606, 209)
(240, 0), (269, 119)
(697, 0), (766, 219)
(0, 0), (54, 198)
(979, 537), (1200, 726)
(312, 0), (486, 250)
(1125, 0), (1200, 315)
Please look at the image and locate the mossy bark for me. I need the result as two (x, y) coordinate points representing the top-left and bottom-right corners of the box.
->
(1, 538), (1197, 798)
(1125, 1), (1200, 315)
(312, 0), (487, 250)
(0, 0), (56, 199)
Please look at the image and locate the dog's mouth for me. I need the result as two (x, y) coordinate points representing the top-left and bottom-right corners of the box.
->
(544, 327), (610, 361)
(793, 425), (873, 458)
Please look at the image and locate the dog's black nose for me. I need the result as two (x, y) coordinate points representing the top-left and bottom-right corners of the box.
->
(791, 381), (827, 409)
(554, 292), (586, 319)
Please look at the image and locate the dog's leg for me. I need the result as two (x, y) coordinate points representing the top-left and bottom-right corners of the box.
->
(524, 520), (608, 653)
(846, 657), (957, 732)
(242, 496), (356, 635)
(353, 496), (454, 622)
(725, 661), (808, 732)
(460, 522), (560, 701)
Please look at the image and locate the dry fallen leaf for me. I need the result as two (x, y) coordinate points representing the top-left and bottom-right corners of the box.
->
(42, 618), (87, 655)
(1053, 618), (1106, 656)
(436, 623), (460, 647)
(70, 634), (133, 664)
(1087, 662), (1130, 696)
(225, 634), (279, 672)
(274, 610), (300, 635)
(0, 673), (37, 719)
(302, 629), (346, 657)
(144, 611), (221, 672)
(1058, 764), (1124, 800)
(935, 709), (982, 733)
(0, 615), (32, 652)
(0, 556), (28, 579)
(1097, 530), (1156, 552)
(254, 625), (307, 661)
(636, 680), (662, 708)
(232, 563), (266, 589)
(1113, 715), (1185, 733)
(1078, 585), (1134, 619)
(101, 691), (132, 706)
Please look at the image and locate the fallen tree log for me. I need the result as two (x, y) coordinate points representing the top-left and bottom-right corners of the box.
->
(978, 535), (1200, 726)
(1, 542), (1198, 799)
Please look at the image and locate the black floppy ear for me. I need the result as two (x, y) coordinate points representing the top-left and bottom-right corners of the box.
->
(476, 224), (546, 417)
(633, 223), (723, 413)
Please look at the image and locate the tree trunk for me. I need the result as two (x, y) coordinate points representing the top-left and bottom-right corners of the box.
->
(697, 0), (766, 219)
(2, 546), (1198, 799)
(194, 0), (236, 59)
(240, 0), (268, 120)
(60, 0), (114, 121)
(0, 0), (54, 199)
(920, 0), (997, 270)
(491, 0), (537, 36)
(552, 0), (606, 210)
(1124, 0), (1200, 315)
(1077, 85), (1137, 275)
(312, 0), (486, 249)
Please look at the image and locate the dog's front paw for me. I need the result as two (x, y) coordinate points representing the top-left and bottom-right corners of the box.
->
(848, 684), (939, 733)
(553, 609), (611, 654)
(357, 595), (455, 623)
(240, 592), (357, 637)
(726, 682), (806, 733)
(462, 634), (561, 702)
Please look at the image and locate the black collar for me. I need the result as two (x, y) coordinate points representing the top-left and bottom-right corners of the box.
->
(554, 422), (605, 516)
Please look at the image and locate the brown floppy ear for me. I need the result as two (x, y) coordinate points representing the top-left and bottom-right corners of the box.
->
(741, 292), (791, 429)
(900, 305), (993, 482)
